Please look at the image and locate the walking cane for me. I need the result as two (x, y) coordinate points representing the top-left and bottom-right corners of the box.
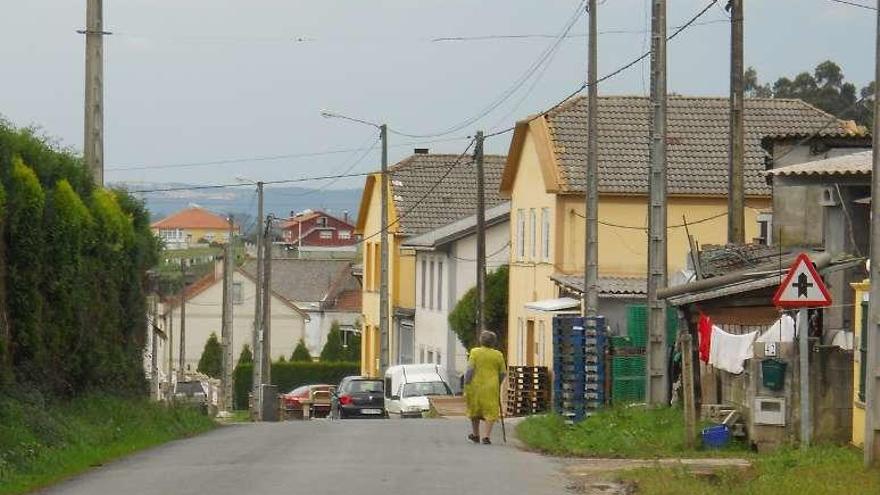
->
(499, 392), (507, 443)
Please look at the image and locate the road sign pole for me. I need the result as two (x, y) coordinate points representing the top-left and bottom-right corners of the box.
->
(798, 308), (811, 448)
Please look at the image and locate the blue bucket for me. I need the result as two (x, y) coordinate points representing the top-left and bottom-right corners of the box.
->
(701, 425), (731, 449)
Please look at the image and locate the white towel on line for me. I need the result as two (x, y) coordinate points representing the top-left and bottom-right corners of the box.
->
(708, 325), (758, 374)
(756, 314), (796, 343)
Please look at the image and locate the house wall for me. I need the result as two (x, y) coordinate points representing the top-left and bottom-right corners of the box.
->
(153, 227), (231, 249)
(282, 214), (357, 247)
(162, 271), (307, 373)
(302, 308), (361, 357)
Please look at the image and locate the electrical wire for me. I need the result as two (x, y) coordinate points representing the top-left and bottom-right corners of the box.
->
(570, 209), (727, 230)
(826, 0), (876, 11)
(448, 241), (511, 262)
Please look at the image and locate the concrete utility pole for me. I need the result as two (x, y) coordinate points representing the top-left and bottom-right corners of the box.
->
(253, 181), (264, 414)
(584, 0), (600, 318)
(646, 0), (669, 405)
(798, 308), (811, 448)
(179, 259), (187, 375)
(220, 216), (235, 413)
(864, 0), (880, 467)
(727, 0), (745, 244)
(380, 124), (390, 372)
(262, 216), (273, 387)
(166, 308), (173, 399)
(474, 130), (487, 343)
(82, 0), (106, 186)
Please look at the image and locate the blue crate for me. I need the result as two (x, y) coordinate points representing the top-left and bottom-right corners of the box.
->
(701, 425), (731, 449)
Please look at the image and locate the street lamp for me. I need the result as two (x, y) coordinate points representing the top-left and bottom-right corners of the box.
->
(322, 109), (389, 375)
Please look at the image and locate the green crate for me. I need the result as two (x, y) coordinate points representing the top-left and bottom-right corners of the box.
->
(612, 376), (646, 403)
(612, 355), (646, 377)
(626, 305), (648, 348)
(610, 335), (632, 349)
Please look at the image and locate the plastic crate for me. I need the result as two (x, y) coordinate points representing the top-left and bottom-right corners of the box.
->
(612, 355), (646, 377)
(612, 377), (646, 403)
(610, 335), (632, 349)
(626, 305), (648, 347)
(701, 425), (731, 449)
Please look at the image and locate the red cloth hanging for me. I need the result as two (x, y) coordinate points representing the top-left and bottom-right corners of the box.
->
(698, 314), (712, 363)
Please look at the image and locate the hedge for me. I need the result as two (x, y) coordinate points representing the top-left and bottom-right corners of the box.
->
(233, 361), (359, 410)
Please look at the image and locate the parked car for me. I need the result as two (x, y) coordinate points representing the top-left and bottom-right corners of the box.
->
(174, 380), (208, 414)
(384, 364), (453, 418)
(281, 384), (334, 419)
(331, 376), (386, 419)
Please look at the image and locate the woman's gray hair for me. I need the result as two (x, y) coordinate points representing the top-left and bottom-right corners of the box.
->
(479, 330), (497, 347)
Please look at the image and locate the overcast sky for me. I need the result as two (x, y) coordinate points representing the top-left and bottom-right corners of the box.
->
(0, 0), (874, 190)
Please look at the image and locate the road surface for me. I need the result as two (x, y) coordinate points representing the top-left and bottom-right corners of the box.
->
(41, 418), (569, 495)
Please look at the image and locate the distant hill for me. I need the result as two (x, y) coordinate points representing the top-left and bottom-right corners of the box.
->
(114, 182), (362, 230)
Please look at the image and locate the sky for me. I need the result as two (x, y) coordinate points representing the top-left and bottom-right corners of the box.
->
(0, 0), (875, 191)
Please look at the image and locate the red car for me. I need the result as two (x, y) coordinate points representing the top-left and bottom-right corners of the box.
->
(281, 384), (334, 419)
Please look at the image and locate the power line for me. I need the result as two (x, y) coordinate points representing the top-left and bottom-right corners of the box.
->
(127, 171), (377, 194)
(430, 18), (727, 42)
(271, 135), (381, 199)
(826, 0), (876, 11)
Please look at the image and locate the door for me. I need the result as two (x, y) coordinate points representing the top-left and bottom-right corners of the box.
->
(526, 320), (536, 366)
(398, 320), (414, 364)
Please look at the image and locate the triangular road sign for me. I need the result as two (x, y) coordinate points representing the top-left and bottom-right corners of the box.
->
(772, 253), (832, 308)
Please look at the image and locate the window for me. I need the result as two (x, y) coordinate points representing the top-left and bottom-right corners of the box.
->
(755, 212), (773, 245)
(429, 261), (435, 310)
(317, 217), (328, 227)
(338, 230), (351, 240)
(232, 282), (243, 304)
(541, 207), (551, 260)
(419, 345), (426, 363)
(529, 208), (537, 259)
(421, 259), (427, 308)
(437, 261), (443, 311)
(427, 349), (434, 364)
(436, 351), (442, 365)
(319, 231), (333, 239)
(516, 209), (525, 259)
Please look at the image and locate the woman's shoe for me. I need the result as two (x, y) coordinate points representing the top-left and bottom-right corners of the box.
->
(482, 437), (491, 445)
(468, 434), (480, 443)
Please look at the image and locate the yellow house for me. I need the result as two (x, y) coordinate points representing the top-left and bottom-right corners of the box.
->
(355, 150), (507, 377)
(500, 95), (842, 366)
(853, 279), (870, 448)
(151, 206), (237, 250)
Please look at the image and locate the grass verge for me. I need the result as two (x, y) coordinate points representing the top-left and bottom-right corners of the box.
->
(618, 444), (880, 494)
(0, 392), (216, 494)
(516, 407), (747, 458)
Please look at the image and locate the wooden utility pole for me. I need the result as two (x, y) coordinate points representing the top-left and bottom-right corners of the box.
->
(179, 260), (187, 375)
(379, 124), (390, 372)
(681, 329), (697, 449)
(864, 0), (880, 467)
(584, 0), (599, 318)
(82, 0), (105, 186)
(262, 216), (272, 386)
(253, 182), (264, 414)
(475, 130), (487, 343)
(646, 0), (669, 405)
(220, 216), (235, 412)
(727, 0), (745, 244)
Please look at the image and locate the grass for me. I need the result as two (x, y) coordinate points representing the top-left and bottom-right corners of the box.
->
(516, 406), (747, 458)
(619, 445), (880, 494)
(0, 392), (216, 494)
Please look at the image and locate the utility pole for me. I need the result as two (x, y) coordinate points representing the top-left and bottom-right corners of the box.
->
(179, 259), (187, 376)
(474, 130), (487, 344)
(646, 0), (668, 405)
(82, 0), (106, 186)
(262, 216), (273, 387)
(166, 307), (173, 400)
(864, 0), (880, 467)
(584, 0), (599, 318)
(681, 329), (697, 449)
(379, 124), (390, 372)
(253, 182), (264, 415)
(727, 0), (745, 244)
(220, 216), (234, 413)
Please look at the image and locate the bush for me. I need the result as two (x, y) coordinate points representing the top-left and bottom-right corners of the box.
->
(290, 339), (312, 362)
(197, 333), (222, 378)
(233, 361), (358, 409)
(236, 344), (253, 367)
(448, 265), (508, 352)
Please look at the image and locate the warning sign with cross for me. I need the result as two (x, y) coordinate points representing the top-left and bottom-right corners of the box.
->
(772, 253), (832, 308)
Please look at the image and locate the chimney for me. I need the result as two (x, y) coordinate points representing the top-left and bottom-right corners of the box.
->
(290, 210), (296, 219)
(414, 148), (429, 155)
(343, 210), (349, 223)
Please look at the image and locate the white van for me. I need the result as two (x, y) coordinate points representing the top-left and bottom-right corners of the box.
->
(384, 364), (453, 418)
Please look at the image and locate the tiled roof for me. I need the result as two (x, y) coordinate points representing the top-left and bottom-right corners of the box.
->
(543, 96), (854, 196)
(240, 259), (358, 305)
(766, 150), (872, 178)
(551, 274), (647, 298)
(151, 206), (230, 230)
(390, 153), (507, 236)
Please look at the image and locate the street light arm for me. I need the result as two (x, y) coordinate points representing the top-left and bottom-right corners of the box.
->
(319, 109), (381, 129)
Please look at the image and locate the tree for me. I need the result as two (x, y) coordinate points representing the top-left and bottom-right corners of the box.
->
(448, 265), (509, 353)
(197, 332), (223, 378)
(745, 61), (874, 128)
(237, 344), (253, 367)
(320, 323), (348, 362)
(291, 338), (313, 362)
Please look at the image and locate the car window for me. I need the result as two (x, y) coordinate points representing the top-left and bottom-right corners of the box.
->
(401, 381), (451, 398)
(347, 380), (383, 393)
(290, 386), (309, 396)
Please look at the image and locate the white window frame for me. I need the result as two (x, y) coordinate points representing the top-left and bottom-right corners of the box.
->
(429, 260), (435, 310)
(319, 231), (333, 240)
(516, 209), (525, 260)
(529, 208), (537, 259)
(437, 261), (443, 311)
(541, 207), (551, 261)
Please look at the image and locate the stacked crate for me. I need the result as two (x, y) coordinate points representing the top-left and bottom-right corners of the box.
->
(553, 315), (607, 423)
(506, 366), (550, 417)
(611, 354), (646, 403)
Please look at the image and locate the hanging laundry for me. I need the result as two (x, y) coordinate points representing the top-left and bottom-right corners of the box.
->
(698, 314), (712, 363)
(756, 314), (796, 343)
(708, 326), (758, 374)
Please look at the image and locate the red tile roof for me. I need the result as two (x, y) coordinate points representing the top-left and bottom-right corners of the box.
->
(151, 207), (230, 230)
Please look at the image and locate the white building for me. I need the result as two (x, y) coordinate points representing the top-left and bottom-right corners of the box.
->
(404, 202), (510, 387)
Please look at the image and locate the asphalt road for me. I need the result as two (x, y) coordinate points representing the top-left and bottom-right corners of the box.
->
(41, 418), (569, 495)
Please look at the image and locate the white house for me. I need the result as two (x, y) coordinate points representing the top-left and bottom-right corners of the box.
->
(404, 202), (510, 387)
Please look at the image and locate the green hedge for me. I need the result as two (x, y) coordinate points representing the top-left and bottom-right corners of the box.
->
(233, 361), (359, 410)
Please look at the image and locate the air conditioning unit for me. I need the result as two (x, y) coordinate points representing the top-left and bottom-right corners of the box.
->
(819, 187), (839, 207)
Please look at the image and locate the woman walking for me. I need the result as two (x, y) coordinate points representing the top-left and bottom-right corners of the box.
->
(464, 331), (506, 445)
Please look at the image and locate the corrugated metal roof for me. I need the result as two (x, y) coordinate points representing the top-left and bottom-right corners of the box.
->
(551, 274), (647, 297)
(766, 150), (872, 178)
